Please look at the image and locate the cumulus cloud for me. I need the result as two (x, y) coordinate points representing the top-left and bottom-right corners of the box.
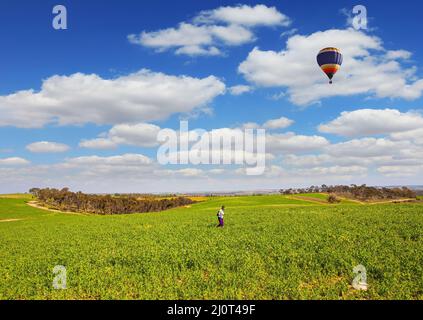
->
(26, 141), (70, 153)
(282, 133), (423, 180)
(129, 4), (290, 56)
(239, 29), (423, 105)
(80, 120), (289, 151)
(267, 132), (329, 154)
(58, 154), (156, 178)
(159, 127), (271, 171)
(319, 109), (423, 136)
(0, 69), (225, 128)
(385, 50), (412, 60)
(80, 123), (161, 149)
(79, 138), (119, 150)
(326, 137), (410, 158)
(377, 165), (423, 178)
(168, 125), (318, 160)
(129, 24), (254, 57)
(0, 157), (30, 166)
(62, 153), (152, 168)
(4, 110), (423, 192)
(280, 28), (298, 38)
(297, 165), (368, 177)
(194, 4), (290, 27)
(228, 85), (252, 96)
(263, 117), (294, 130)
(391, 128), (423, 145)
(155, 168), (206, 178)
(240, 116), (294, 130)
(284, 153), (393, 168)
(241, 122), (260, 129)
(282, 110), (423, 180)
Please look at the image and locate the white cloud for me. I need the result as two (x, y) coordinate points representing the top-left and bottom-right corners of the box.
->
(0, 69), (225, 128)
(240, 116), (294, 130)
(263, 117), (294, 130)
(130, 24), (254, 57)
(385, 50), (412, 60)
(61, 154), (152, 169)
(239, 29), (423, 105)
(162, 126), (318, 161)
(283, 132), (423, 178)
(229, 85), (252, 96)
(26, 141), (70, 153)
(284, 154), (332, 168)
(162, 127), (273, 168)
(284, 153), (394, 169)
(280, 28), (298, 38)
(0, 157), (30, 166)
(377, 165), (423, 178)
(208, 168), (226, 175)
(297, 165), (368, 177)
(129, 5), (290, 56)
(179, 168), (204, 177)
(391, 128), (423, 145)
(175, 45), (221, 56)
(79, 138), (118, 150)
(269, 92), (286, 101)
(129, 23), (212, 49)
(4, 114), (423, 192)
(194, 4), (291, 27)
(155, 167), (230, 179)
(326, 138), (408, 158)
(319, 109), (423, 136)
(235, 164), (286, 178)
(267, 132), (329, 154)
(58, 154), (155, 178)
(241, 122), (260, 129)
(80, 123), (161, 149)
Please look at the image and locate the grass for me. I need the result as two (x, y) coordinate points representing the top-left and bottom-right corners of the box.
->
(287, 193), (359, 205)
(0, 194), (422, 300)
(0, 193), (33, 200)
(294, 193), (329, 200)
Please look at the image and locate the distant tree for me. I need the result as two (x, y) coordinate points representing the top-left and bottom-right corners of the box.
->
(31, 187), (195, 215)
(29, 188), (41, 197)
(278, 184), (416, 201)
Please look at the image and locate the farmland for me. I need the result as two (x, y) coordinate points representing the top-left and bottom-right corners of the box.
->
(0, 194), (423, 300)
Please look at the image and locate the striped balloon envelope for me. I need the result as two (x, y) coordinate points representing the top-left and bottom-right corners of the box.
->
(316, 47), (343, 84)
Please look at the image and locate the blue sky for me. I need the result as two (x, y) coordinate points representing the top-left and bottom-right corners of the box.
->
(1, 1), (423, 193)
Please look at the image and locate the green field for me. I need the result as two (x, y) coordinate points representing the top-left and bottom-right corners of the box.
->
(291, 193), (330, 200)
(1, 194), (423, 300)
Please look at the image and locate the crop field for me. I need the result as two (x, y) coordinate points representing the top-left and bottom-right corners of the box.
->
(0, 194), (422, 300)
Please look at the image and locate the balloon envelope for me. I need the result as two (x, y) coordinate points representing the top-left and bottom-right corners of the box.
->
(317, 47), (343, 83)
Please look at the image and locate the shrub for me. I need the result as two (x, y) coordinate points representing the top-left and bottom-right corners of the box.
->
(327, 195), (340, 204)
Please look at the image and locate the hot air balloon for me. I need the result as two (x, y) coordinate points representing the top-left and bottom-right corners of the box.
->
(317, 47), (343, 84)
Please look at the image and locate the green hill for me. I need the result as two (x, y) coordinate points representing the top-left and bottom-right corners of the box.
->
(0, 194), (422, 300)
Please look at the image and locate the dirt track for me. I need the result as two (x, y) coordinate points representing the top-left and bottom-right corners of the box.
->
(26, 201), (87, 216)
(0, 219), (23, 223)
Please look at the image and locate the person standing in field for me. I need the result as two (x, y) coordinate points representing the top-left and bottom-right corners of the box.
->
(217, 206), (225, 228)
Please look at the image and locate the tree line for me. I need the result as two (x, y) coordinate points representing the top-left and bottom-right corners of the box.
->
(29, 188), (195, 215)
(280, 184), (417, 201)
